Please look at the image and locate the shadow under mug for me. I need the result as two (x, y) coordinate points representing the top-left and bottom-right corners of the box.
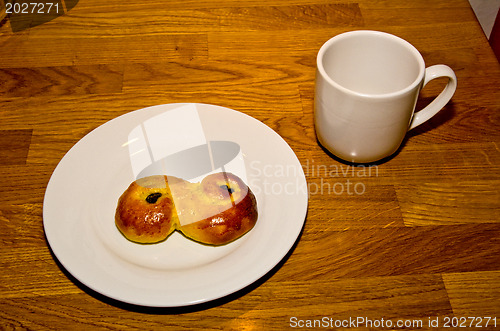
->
(314, 30), (457, 164)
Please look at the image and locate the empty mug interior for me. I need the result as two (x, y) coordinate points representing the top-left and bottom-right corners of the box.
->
(319, 31), (424, 96)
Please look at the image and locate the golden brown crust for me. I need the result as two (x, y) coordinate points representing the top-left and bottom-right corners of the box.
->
(179, 189), (258, 245)
(179, 173), (258, 245)
(115, 173), (258, 245)
(115, 175), (178, 244)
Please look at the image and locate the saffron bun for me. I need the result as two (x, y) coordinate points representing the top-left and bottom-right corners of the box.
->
(114, 175), (179, 244)
(176, 172), (258, 245)
(115, 172), (258, 245)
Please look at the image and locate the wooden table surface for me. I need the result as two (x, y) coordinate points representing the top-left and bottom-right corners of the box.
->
(1, 0), (499, 329)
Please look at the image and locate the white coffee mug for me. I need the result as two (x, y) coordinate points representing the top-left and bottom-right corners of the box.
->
(314, 30), (457, 163)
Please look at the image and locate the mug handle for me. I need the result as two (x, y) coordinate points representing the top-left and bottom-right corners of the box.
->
(408, 64), (457, 130)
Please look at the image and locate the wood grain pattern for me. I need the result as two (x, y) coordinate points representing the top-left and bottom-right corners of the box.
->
(286, 224), (500, 281)
(29, 3), (363, 36)
(0, 64), (123, 97)
(397, 181), (500, 226)
(0, 129), (32, 165)
(443, 271), (500, 316)
(1, 0), (499, 329)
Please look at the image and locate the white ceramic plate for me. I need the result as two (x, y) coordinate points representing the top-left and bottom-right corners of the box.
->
(43, 103), (308, 307)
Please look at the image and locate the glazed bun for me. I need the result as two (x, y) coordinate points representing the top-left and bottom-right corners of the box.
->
(115, 175), (179, 243)
(176, 173), (258, 245)
(115, 172), (258, 245)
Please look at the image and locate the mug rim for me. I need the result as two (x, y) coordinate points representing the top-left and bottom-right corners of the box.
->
(316, 30), (426, 99)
